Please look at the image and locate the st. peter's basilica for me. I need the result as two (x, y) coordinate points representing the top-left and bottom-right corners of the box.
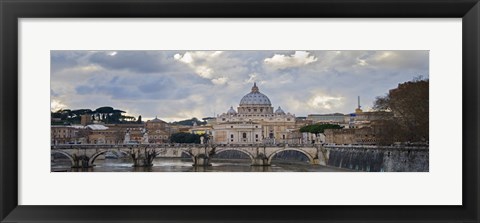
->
(213, 83), (297, 144)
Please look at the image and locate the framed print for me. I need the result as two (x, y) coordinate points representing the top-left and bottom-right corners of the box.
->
(47, 49), (430, 173)
(1, 0), (479, 222)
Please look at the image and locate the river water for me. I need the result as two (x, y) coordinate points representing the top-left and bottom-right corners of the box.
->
(51, 158), (350, 172)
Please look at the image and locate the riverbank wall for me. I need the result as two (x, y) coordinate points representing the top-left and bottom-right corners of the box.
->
(324, 145), (429, 172)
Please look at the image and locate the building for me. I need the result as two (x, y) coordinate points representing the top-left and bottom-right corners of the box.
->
(145, 116), (172, 143)
(189, 124), (214, 136)
(307, 113), (347, 124)
(202, 117), (217, 125)
(86, 124), (114, 144)
(84, 123), (147, 144)
(324, 127), (378, 145)
(323, 97), (393, 145)
(105, 123), (145, 143)
(80, 114), (92, 126)
(51, 125), (87, 144)
(213, 83), (297, 144)
(345, 96), (393, 128)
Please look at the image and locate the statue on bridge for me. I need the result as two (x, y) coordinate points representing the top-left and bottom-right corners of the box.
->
(124, 130), (131, 144)
(142, 129), (149, 144)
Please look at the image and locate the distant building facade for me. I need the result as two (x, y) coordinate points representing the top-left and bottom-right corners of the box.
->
(105, 123), (145, 144)
(324, 127), (378, 145)
(145, 117), (172, 143)
(318, 97), (394, 145)
(307, 113), (347, 124)
(86, 124), (122, 144)
(51, 125), (86, 144)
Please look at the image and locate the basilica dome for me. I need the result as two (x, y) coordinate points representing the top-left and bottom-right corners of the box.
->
(239, 83), (272, 106)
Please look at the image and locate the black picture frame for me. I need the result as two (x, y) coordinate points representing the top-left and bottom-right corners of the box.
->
(1, 0), (479, 222)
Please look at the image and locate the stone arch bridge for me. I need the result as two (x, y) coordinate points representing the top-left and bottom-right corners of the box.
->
(51, 144), (328, 168)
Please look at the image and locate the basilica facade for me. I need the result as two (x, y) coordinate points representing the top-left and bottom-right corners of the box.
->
(212, 83), (297, 144)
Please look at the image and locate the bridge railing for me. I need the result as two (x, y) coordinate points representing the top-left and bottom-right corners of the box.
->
(51, 142), (323, 149)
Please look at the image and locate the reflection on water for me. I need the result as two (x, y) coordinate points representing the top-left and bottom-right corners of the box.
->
(51, 157), (350, 172)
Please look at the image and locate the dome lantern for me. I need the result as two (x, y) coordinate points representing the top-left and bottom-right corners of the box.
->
(251, 82), (259, 93)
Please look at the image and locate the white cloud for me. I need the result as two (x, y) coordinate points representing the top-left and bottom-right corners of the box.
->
(212, 77), (228, 85)
(51, 99), (68, 111)
(174, 51), (224, 83)
(56, 64), (103, 74)
(357, 59), (368, 66)
(264, 51), (317, 70)
(307, 95), (344, 110)
(174, 52), (193, 64)
(195, 65), (213, 78)
(246, 73), (258, 83)
(79, 65), (102, 72)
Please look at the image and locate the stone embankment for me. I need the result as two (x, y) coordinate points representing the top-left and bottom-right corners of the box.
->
(325, 145), (429, 172)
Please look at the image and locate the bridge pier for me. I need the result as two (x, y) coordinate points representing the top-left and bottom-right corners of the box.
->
(251, 157), (270, 166)
(251, 154), (270, 166)
(193, 154), (212, 166)
(72, 154), (93, 168)
(131, 158), (154, 167)
(130, 148), (158, 167)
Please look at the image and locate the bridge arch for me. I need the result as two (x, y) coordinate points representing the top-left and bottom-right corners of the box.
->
(178, 149), (196, 163)
(267, 148), (315, 164)
(88, 149), (130, 165)
(151, 146), (195, 160)
(88, 148), (198, 165)
(51, 150), (75, 167)
(213, 148), (255, 163)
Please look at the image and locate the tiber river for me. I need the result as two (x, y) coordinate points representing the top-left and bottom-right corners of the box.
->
(51, 157), (350, 172)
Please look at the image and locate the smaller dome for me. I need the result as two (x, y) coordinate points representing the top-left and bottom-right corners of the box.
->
(275, 106), (285, 115)
(227, 106), (237, 115)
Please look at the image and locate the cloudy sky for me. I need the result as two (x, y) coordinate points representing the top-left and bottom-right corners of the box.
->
(51, 50), (428, 122)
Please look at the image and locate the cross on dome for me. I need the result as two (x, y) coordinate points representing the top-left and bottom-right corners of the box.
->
(251, 82), (259, 93)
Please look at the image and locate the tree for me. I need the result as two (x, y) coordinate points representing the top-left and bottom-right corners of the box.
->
(94, 106), (114, 123)
(170, 132), (201, 144)
(171, 117), (206, 126)
(137, 115), (142, 124)
(95, 106), (114, 114)
(373, 78), (429, 143)
(299, 123), (343, 135)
